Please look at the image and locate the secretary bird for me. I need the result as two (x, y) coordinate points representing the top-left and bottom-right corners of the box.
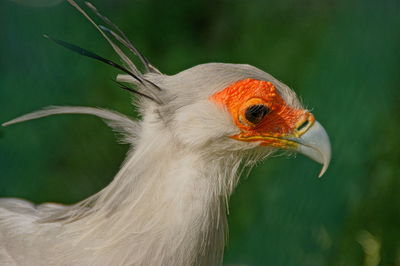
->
(0, 1), (331, 265)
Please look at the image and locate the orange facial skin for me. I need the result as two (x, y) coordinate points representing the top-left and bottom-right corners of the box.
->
(211, 78), (314, 148)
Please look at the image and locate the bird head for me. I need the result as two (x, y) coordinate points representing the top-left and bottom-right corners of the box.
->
(126, 63), (331, 177)
(31, 1), (331, 178)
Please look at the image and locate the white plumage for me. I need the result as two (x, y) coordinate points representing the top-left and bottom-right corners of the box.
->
(0, 1), (331, 265)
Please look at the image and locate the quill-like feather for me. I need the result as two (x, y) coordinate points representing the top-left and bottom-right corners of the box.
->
(85, 1), (161, 74)
(2, 106), (139, 144)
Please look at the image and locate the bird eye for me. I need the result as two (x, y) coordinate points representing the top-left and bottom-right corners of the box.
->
(245, 104), (270, 124)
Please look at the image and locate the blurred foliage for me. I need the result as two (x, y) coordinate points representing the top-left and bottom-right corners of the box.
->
(1, 0), (399, 265)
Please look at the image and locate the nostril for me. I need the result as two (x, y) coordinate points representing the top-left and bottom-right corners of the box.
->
(297, 120), (309, 131)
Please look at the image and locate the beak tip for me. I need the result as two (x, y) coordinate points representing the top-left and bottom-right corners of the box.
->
(295, 120), (331, 178)
(318, 150), (331, 178)
(318, 164), (328, 178)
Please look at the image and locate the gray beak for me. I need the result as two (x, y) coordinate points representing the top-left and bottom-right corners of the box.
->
(293, 121), (331, 177)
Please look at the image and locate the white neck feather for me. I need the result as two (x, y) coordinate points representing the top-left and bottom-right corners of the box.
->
(52, 120), (243, 266)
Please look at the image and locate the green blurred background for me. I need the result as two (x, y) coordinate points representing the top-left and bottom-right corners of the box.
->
(1, 0), (399, 265)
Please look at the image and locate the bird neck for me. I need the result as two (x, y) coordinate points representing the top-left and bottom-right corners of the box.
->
(64, 123), (243, 265)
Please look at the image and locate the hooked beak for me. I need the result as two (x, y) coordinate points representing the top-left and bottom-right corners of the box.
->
(231, 115), (331, 177)
(286, 121), (331, 177)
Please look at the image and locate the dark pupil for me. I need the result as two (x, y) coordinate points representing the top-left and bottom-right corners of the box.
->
(245, 104), (270, 124)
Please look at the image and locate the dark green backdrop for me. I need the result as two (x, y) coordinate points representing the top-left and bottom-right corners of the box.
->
(1, 0), (399, 265)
